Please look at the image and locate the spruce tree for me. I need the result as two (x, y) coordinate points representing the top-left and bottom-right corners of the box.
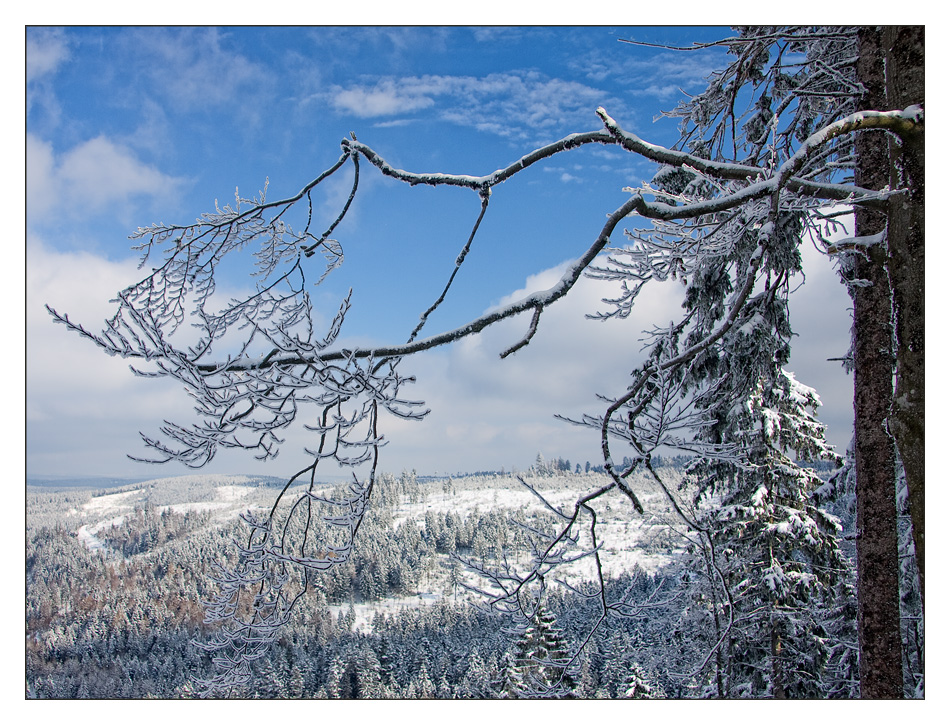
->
(681, 370), (847, 697)
(623, 662), (664, 699)
(503, 604), (576, 698)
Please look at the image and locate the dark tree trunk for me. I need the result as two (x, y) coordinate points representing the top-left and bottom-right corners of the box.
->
(881, 25), (925, 608)
(850, 25), (904, 699)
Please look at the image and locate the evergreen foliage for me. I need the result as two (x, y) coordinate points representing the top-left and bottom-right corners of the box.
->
(29, 464), (919, 699)
(501, 604), (576, 698)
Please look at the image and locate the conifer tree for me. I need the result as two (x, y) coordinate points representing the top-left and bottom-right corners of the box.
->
(356, 645), (384, 699)
(320, 656), (344, 699)
(623, 662), (663, 699)
(502, 604), (576, 698)
(458, 649), (492, 699)
(679, 369), (848, 697)
(411, 662), (436, 699)
(288, 663), (304, 699)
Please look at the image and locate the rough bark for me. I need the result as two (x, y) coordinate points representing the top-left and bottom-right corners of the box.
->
(882, 25), (925, 608)
(850, 25), (904, 699)
(771, 625), (786, 700)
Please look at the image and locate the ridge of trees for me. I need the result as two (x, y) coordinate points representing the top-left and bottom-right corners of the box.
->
(29, 466), (923, 698)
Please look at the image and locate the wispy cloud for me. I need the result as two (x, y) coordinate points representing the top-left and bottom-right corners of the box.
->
(26, 28), (72, 125)
(568, 44), (725, 107)
(26, 28), (71, 82)
(332, 78), (438, 117)
(471, 27), (526, 44)
(327, 71), (624, 143)
(306, 27), (453, 63)
(372, 118), (415, 129)
(541, 166), (584, 184)
(114, 28), (272, 117)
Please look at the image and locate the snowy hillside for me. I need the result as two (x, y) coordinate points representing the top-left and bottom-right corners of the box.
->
(27, 466), (690, 697)
(32, 468), (684, 621)
(29, 461), (888, 700)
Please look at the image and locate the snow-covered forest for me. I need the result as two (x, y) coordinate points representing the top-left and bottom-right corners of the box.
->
(26, 461), (921, 698)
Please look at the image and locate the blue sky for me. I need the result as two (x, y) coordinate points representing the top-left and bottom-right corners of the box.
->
(26, 26), (856, 478)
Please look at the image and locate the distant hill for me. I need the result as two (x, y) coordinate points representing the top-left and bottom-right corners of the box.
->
(27, 474), (154, 490)
(26, 473), (291, 491)
(26, 467), (688, 698)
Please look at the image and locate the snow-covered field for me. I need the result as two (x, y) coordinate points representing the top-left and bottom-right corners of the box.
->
(81, 488), (142, 514)
(76, 516), (127, 554)
(370, 472), (686, 629)
(43, 470), (687, 626)
(61, 476), (272, 554)
(396, 473), (684, 580)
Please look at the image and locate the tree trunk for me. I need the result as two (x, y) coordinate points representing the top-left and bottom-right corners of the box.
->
(770, 624), (786, 699)
(881, 25), (925, 609)
(850, 25), (904, 699)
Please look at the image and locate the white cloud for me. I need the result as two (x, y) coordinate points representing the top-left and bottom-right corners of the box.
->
(372, 119), (415, 129)
(639, 84), (682, 101)
(27, 239), (190, 474)
(27, 228), (356, 478)
(542, 166), (582, 183)
(787, 217), (856, 454)
(25, 135), (55, 217)
(26, 240), (156, 401)
(332, 80), (437, 117)
(26, 28), (71, 126)
(308, 27), (451, 61)
(27, 133), (185, 222)
(26, 231), (855, 478)
(378, 260), (687, 473)
(58, 137), (179, 210)
(570, 45), (723, 94)
(375, 228), (856, 473)
(471, 28), (524, 44)
(27, 237), (320, 477)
